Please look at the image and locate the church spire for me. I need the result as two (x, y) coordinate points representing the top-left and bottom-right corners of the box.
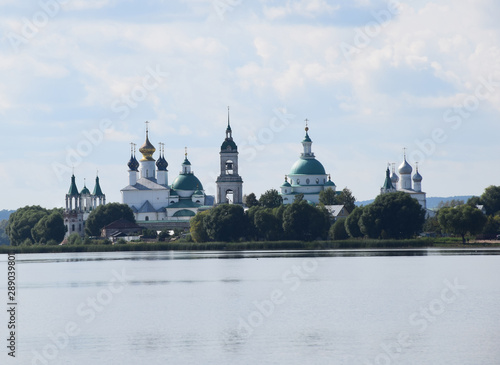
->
(139, 121), (156, 162)
(301, 119), (313, 157)
(226, 106), (232, 139)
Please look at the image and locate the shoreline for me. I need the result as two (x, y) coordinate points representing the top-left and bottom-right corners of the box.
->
(1, 239), (500, 254)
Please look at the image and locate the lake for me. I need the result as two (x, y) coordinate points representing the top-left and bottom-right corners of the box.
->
(1, 249), (500, 365)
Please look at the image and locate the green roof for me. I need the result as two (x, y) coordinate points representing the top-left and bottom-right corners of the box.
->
(173, 209), (196, 217)
(171, 173), (204, 191)
(168, 199), (202, 209)
(183, 158), (191, 166)
(289, 158), (326, 175)
(68, 175), (79, 196)
(221, 139), (237, 151)
(302, 132), (312, 143)
(80, 185), (91, 195)
(382, 168), (395, 190)
(93, 176), (104, 196)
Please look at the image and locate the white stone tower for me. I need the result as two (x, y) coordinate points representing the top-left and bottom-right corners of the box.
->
(216, 107), (243, 204)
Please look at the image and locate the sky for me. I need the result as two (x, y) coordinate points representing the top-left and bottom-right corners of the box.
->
(1, 0), (500, 210)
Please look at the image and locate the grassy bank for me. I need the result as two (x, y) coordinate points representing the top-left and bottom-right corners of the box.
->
(1, 237), (498, 254)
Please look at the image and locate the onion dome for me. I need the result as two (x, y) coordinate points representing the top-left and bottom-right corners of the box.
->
(398, 157), (412, 175)
(281, 175), (292, 188)
(139, 126), (156, 161)
(325, 174), (336, 187)
(413, 168), (422, 182)
(193, 185), (204, 196)
(391, 171), (399, 184)
(221, 107), (238, 151)
(80, 181), (91, 195)
(156, 155), (168, 171)
(128, 154), (139, 171)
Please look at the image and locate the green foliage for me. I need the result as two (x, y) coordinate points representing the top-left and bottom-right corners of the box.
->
(6, 206), (57, 246)
(467, 196), (481, 207)
(244, 193), (259, 208)
(480, 185), (500, 215)
(360, 192), (425, 239)
(422, 215), (442, 234)
(46, 239), (59, 246)
(31, 212), (65, 244)
(319, 188), (337, 205)
(85, 203), (135, 236)
(67, 233), (83, 245)
(0, 220), (10, 245)
(319, 188), (356, 213)
(259, 189), (283, 208)
(116, 238), (127, 245)
(254, 208), (283, 241)
(345, 207), (364, 238)
(482, 215), (500, 237)
(438, 205), (487, 243)
(437, 199), (464, 209)
(204, 204), (248, 242)
(282, 201), (330, 241)
(141, 229), (158, 239)
(330, 218), (349, 240)
(190, 210), (210, 242)
(294, 193), (304, 203)
(158, 229), (170, 242)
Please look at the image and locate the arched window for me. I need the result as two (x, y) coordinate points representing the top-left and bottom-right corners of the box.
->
(225, 160), (234, 175)
(145, 216), (149, 221)
(225, 189), (234, 204)
(72, 224), (75, 232)
(306, 178), (310, 184)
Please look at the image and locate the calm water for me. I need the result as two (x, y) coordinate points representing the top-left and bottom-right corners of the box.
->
(1, 249), (500, 365)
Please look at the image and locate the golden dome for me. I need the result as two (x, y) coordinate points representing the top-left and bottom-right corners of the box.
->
(139, 130), (156, 161)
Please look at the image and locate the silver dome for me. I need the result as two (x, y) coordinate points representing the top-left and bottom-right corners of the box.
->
(398, 159), (413, 175)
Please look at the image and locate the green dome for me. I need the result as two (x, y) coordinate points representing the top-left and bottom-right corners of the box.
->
(80, 186), (91, 195)
(171, 173), (204, 191)
(289, 158), (326, 175)
(221, 139), (237, 151)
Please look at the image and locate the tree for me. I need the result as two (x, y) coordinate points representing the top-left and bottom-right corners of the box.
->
(294, 193), (304, 203)
(85, 203), (135, 236)
(437, 199), (464, 209)
(6, 206), (50, 246)
(244, 193), (259, 208)
(330, 218), (349, 240)
(158, 229), (171, 242)
(259, 189), (283, 208)
(254, 208), (283, 241)
(422, 215), (442, 234)
(190, 210), (210, 242)
(67, 232), (83, 245)
(438, 205), (487, 243)
(282, 201), (330, 241)
(31, 212), (65, 244)
(319, 187), (356, 213)
(319, 188), (336, 205)
(345, 207), (364, 238)
(481, 186), (500, 215)
(335, 188), (356, 214)
(204, 204), (249, 242)
(482, 215), (500, 238)
(0, 220), (10, 245)
(360, 192), (425, 239)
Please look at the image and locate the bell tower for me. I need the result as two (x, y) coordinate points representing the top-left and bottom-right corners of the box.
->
(216, 107), (243, 204)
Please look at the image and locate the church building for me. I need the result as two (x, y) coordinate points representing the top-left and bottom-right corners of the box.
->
(216, 108), (243, 204)
(64, 174), (106, 237)
(380, 152), (426, 209)
(279, 122), (336, 204)
(121, 124), (213, 223)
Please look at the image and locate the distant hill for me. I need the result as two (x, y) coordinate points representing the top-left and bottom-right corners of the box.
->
(0, 210), (15, 220)
(356, 196), (474, 209)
